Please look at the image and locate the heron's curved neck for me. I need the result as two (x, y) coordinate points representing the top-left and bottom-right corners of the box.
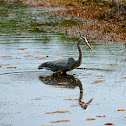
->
(77, 39), (82, 65)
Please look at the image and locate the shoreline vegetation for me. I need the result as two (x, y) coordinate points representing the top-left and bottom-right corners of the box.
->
(5, 0), (126, 42)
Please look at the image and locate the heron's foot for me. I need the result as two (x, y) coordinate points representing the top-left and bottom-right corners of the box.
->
(62, 71), (67, 75)
(52, 71), (62, 76)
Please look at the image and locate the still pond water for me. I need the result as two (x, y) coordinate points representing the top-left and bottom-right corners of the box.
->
(0, 1), (126, 126)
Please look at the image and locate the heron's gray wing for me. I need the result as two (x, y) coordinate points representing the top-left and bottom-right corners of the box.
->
(38, 57), (77, 71)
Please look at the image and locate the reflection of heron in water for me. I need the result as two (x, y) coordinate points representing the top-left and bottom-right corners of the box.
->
(39, 74), (93, 109)
(38, 37), (92, 74)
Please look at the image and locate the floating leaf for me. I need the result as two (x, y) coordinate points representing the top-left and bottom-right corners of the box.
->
(18, 48), (27, 50)
(122, 77), (126, 79)
(36, 57), (46, 59)
(56, 111), (69, 113)
(0, 64), (9, 67)
(96, 115), (106, 117)
(71, 105), (78, 107)
(15, 58), (21, 59)
(81, 74), (92, 76)
(0, 56), (12, 59)
(92, 80), (104, 84)
(117, 109), (126, 111)
(85, 118), (95, 120)
(24, 55), (33, 57)
(106, 64), (116, 66)
(85, 64), (92, 67)
(45, 112), (55, 114)
(25, 52), (31, 53)
(45, 111), (69, 114)
(104, 123), (114, 125)
(7, 67), (16, 69)
(50, 120), (70, 123)
(95, 75), (104, 77)
(34, 51), (40, 53)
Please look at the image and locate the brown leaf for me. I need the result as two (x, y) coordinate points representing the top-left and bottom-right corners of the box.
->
(85, 118), (95, 120)
(0, 64), (9, 67)
(117, 109), (126, 111)
(95, 75), (104, 77)
(45, 112), (55, 114)
(18, 48), (27, 50)
(50, 120), (70, 123)
(15, 58), (21, 59)
(104, 123), (114, 125)
(34, 51), (40, 53)
(7, 67), (16, 69)
(122, 77), (126, 79)
(106, 64), (116, 66)
(0, 56), (12, 58)
(45, 111), (69, 114)
(81, 74), (92, 76)
(96, 115), (106, 117)
(92, 80), (104, 84)
(24, 55), (33, 57)
(36, 57), (46, 59)
(25, 52), (31, 53)
(71, 105), (78, 107)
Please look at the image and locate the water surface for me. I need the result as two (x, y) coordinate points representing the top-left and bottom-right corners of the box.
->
(0, 1), (126, 126)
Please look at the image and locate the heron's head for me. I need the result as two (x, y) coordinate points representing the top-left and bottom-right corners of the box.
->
(81, 37), (93, 51)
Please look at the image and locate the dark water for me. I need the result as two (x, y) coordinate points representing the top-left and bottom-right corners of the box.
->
(0, 1), (126, 126)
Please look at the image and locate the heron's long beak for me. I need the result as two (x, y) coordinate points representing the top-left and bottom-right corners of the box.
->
(85, 39), (93, 51)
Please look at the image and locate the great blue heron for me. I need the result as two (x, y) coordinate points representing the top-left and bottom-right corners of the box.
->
(38, 37), (93, 74)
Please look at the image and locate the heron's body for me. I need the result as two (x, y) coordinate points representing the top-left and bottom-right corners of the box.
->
(38, 37), (92, 74)
(39, 57), (79, 72)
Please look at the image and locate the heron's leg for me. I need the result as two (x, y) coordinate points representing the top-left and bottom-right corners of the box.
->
(62, 71), (67, 75)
